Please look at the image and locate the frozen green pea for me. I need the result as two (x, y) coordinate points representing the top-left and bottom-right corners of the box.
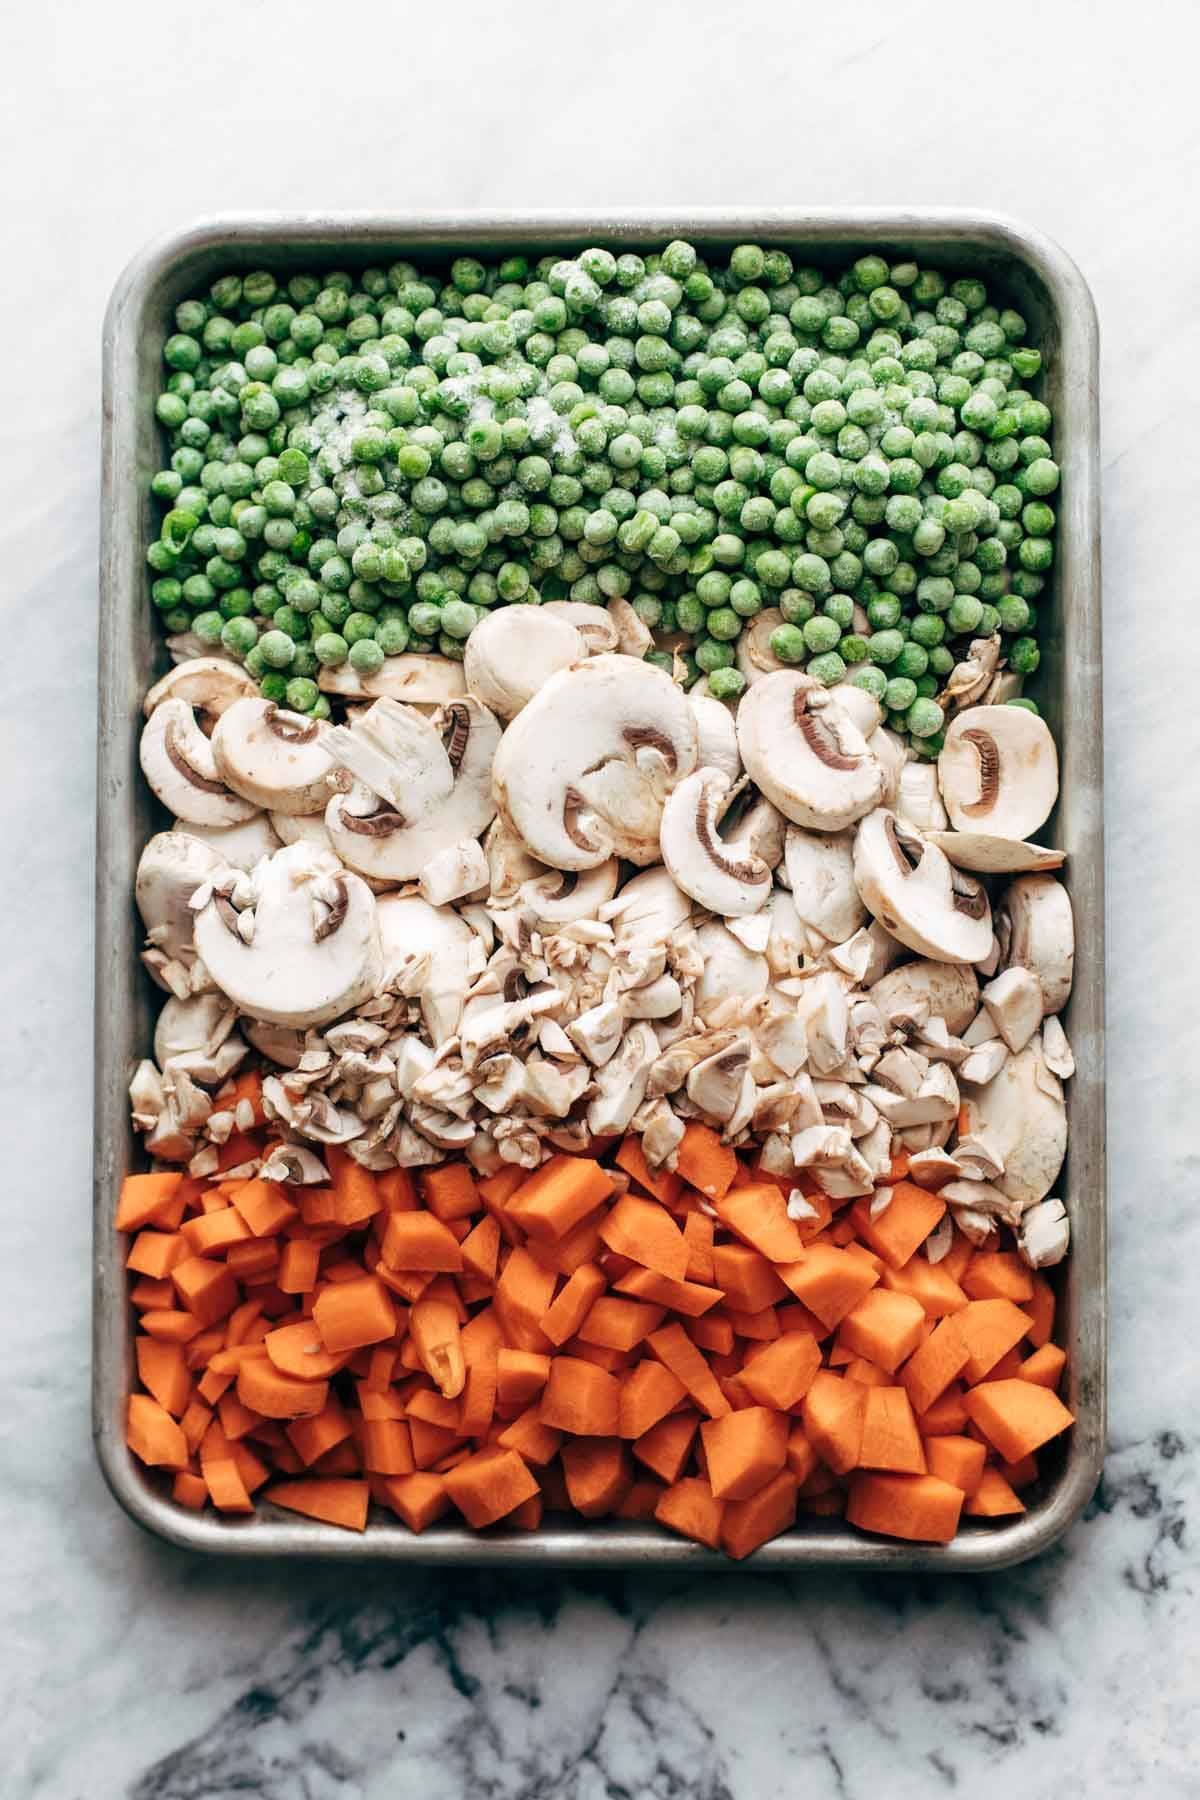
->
(894, 642), (928, 680)
(869, 629), (904, 665)
(1008, 636), (1040, 674)
(770, 623), (808, 663)
(884, 675), (918, 712)
(906, 696), (944, 738)
(707, 666), (745, 701)
(313, 632), (349, 666)
(1006, 697), (1040, 715)
(807, 651), (846, 685)
(803, 615), (842, 655)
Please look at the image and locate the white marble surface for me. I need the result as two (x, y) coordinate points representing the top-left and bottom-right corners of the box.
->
(2, 0), (1197, 1793)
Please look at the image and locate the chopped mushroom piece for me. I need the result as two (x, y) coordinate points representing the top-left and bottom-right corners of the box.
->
(895, 762), (949, 834)
(736, 671), (884, 831)
(1041, 1014), (1076, 1079)
(317, 652), (468, 706)
(961, 1036), (1067, 1210)
(174, 813), (280, 871)
(980, 965), (1045, 1054)
(136, 831), (223, 965)
(418, 839), (490, 907)
(783, 827), (866, 945)
(853, 809), (993, 965)
(1001, 874), (1075, 1015)
(1017, 1197), (1070, 1268)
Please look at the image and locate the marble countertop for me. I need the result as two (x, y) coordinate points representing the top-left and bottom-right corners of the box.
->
(3, 0), (1196, 1793)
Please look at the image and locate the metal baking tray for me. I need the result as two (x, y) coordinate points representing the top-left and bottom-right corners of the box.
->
(96, 210), (1104, 1569)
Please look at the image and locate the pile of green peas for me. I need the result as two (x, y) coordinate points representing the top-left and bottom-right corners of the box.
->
(146, 242), (1057, 750)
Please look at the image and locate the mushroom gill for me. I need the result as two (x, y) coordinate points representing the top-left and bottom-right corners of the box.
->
(793, 689), (860, 772)
(961, 727), (1001, 816)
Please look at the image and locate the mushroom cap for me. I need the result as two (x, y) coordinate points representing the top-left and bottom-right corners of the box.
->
(868, 958), (980, 1037)
(140, 699), (262, 828)
(692, 920), (769, 1018)
(783, 826), (866, 945)
(736, 671), (885, 832)
(326, 697), (500, 882)
(937, 705), (1059, 841)
(689, 693), (741, 783)
(193, 842), (382, 1029)
(1001, 873), (1074, 1014)
(660, 767), (774, 918)
(961, 1034), (1067, 1209)
(173, 813), (280, 872)
(492, 654), (698, 870)
(135, 831), (222, 958)
(927, 832), (1065, 875)
(143, 656), (258, 721)
(463, 606), (584, 719)
(540, 602), (620, 656)
(318, 652), (467, 705)
(212, 698), (341, 815)
(735, 609), (787, 686)
(853, 808), (993, 964)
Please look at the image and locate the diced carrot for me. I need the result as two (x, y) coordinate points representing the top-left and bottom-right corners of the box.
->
(785, 1424), (818, 1486)
(385, 1471), (450, 1532)
(494, 1247), (557, 1351)
(264, 1319), (349, 1380)
(443, 1447), (539, 1527)
(458, 1356), (498, 1439)
(721, 1470), (799, 1561)
(228, 1178), (298, 1238)
(957, 1298), (1034, 1384)
(173, 1256), (239, 1327)
(737, 1331), (821, 1411)
(988, 1347), (1026, 1380)
(204, 1455), (255, 1514)
(381, 1210), (463, 1273)
(266, 1478), (369, 1531)
(923, 1435), (987, 1496)
(1000, 1452), (1040, 1489)
(614, 1478), (666, 1521)
(647, 1323), (731, 1419)
(362, 1419), (414, 1476)
(939, 1230), (975, 1284)
(711, 1244), (788, 1313)
(562, 1339), (633, 1374)
(1023, 1274), (1056, 1348)
(312, 1275), (397, 1353)
(542, 1262), (607, 1346)
(409, 1418), (463, 1469)
(801, 1370), (866, 1475)
(409, 1297), (466, 1398)
(617, 1361), (687, 1440)
(316, 1147), (379, 1225)
(964, 1467), (1027, 1516)
(682, 1211), (716, 1284)
(846, 1472), (965, 1543)
(420, 1162), (480, 1222)
(278, 1239), (321, 1294)
(962, 1251), (1035, 1304)
(858, 1387), (925, 1474)
(612, 1135), (682, 1209)
(777, 1244), (879, 1330)
(539, 1356), (621, 1436)
(1020, 1342), (1068, 1390)
(841, 1357), (891, 1388)
(141, 1308), (208, 1344)
(879, 1257), (968, 1319)
(496, 1349), (551, 1408)
(506, 1156), (615, 1242)
(127, 1231), (189, 1280)
(377, 1266), (434, 1304)
(236, 1358), (328, 1421)
(599, 1192), (689, 1281)
(127, 1393), (189, 1469)
(135, 1338), (192, 1417)
(217, 1389), (262, 1441)
(216, 1131), (266, 1173)
(459, 1213), (501, 1285)
(963, 1380), (1075, 1463)
(526, 1209), (607, 1277)
(902, 1315), (969, 1416)
(917, 1383), (970, 1436)
(655, 1475), (724, 1549)
(405, 1389), (461, 1430)
(577, 1295), (664, 1353)
(561, 1437), (633, 1517)
(286, 1400), (353, 1467)
(849, 1182), (946, 1271)
(687, 1313), (735, 1355)
(116, 1172), (185, 1233)
(715, 1184), (807, 1263)
(613, 1266), (724, 1317)
(130, 1277), (177, 1310)
(496, 1407), (563, 1467)
(172, 1470), (209, 1510)
(838, 1289), (926, 1374)
(701, 1407), (789, 1501)
(726, 1306), (779, 1342)
(675, 1124), (737, 1200)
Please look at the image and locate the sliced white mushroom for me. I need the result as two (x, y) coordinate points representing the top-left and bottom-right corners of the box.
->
(143, 656), (259, 722)
(607, 868), (694, 950)
(568, 1000), (629, 1067)
(958, 1038), (1010, 1086)
(660, 768), (774, 918)
(783, 826), (866, 945)
(463, 605), (584, 718)
(140, 699), (261, 827)
(689, 693), (741, 782)
(326, 697), (499, 882)
(1041, 1014), (1075, 1080)
(1017, 1197), (1070, 1268)
(174, 813), (280, 871)
(136, 831), (223, 961)
(418, 839), (490, 907)
(376, 893), (475, 1046)
(493, 655), (698, 869)
(829, 921), (905, 987)
(518, 862), (620, 926)
(687, 1039), (752, 1124)
(607, 594), (654, 658)
(792, 971), (850, 1074)
(863, 1061), (959, 1127)
(906, 1147), (963, 1190)
(153, 993), (243, 1086)
(210, 698), (342, 815)
(622, 973), (684, 1020)
(832, 684), (883, 739)
(867, 959), (979, 1037)
(895, 763), (949, 834)
(1001, 874), (1075, 1015)
(867, 727), (907, 807)
(938, 633), (1002, 712)
(586, 1022), (658, 1137)
(735, 609), (787, 686)
(737, 672), (884, 831)
(484, 816), (547, 903)
(960, 1035), (1067, 1210)
(193, 842), (381, 1028)
(853, 810), (993, 964)
(318, 652), (468, 705)
(725, 910), (772, 955)
(692, 921), (769, 1020)
(938, 705), (1059, 841)
(541, 602), (621, 656)
(980, 965), (1044, 1054)
(927, 832), (1064, 874)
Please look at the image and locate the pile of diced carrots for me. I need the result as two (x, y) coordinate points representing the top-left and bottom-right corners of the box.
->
(118, 1070), (1073, 1558)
